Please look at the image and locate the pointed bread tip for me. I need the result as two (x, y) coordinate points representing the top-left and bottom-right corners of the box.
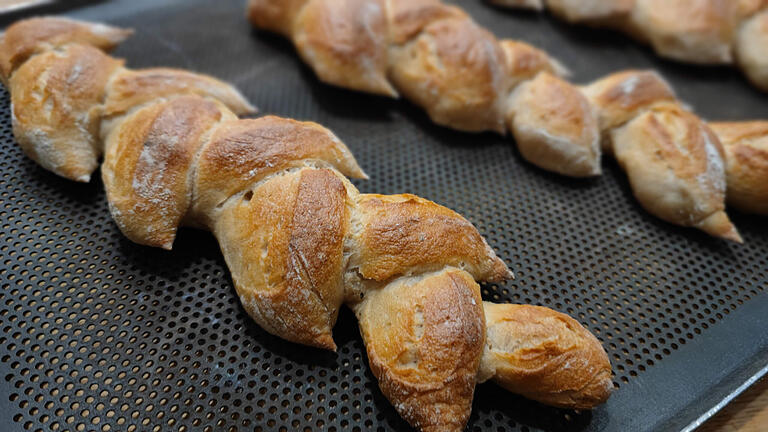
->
(355, 168), (369, 180)
(243, 100), (258, 115)
(697, 211), (742, 243)
(550, 57), (571, 78)
(721, 228), (744, 244)
(316, 334), (337, 352)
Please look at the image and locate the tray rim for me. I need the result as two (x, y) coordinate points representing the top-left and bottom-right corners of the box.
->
(0, 1), (767, 431)
(682, 363), (768, 432)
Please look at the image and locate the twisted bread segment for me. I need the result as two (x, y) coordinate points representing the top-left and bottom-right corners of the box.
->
(510, 72), (600, 176)
(249, 0), (596, 177)
(628, 0), (741, 64)
(247, 0), (748, 240)
(387, 5), (511, 134)
(215, 167), (352, 350)
(1, 18), (254, 183)
(488, 0), (768, 91)
(0, 16), (132, 86)
(101, 96), (238, 249)
(737, 9), (768, 91)
(582, 70), (744, 240)
(612, 103), (738, 241)
(293, 0), (396, 97)
(709, 121), (768, 215)
(10, 44), (123, 182)
(214, 162), (511, 351)
(354, 269), (613, 430)
(580, 69), (676, 153)
(193, 116), (364, 223)
(3, 16), (613, 432)
(102, 68), (256, 119)
(354, 268), (486, 432)
(350, 193), (512, 283)
(478, 303), (613, 409)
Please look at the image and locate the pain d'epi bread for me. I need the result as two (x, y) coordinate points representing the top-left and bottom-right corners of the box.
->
(582, 70), (768, 222)
(1, 17), (613, 432)
(246, 0), (756, 241)
(250, 0), (598, 178)
(487, 0), (768, 92)
(581, 70), (742, 240)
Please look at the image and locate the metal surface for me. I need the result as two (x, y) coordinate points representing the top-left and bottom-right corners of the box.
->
(0, 0), (767, 431)
(682, 363), (768, 432)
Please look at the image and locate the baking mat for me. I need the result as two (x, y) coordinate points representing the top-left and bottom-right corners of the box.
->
(1, 0), (766, 431)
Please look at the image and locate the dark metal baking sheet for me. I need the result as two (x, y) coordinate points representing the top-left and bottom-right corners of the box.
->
(0, 0), (766, 431)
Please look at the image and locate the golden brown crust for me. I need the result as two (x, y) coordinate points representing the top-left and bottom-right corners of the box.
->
(582, 71), (745, 239)
(293, 0), (396, 96)
(492, 0), (768, 91)
(582, 70), (677, 151)
(386, 0), (467, 44)
(351, 194), (512, 284)
(611, 103), (742, 242)
(709, 121), (768, 214)
(388, 16), (509, 133)
(478, 303), (613, 409)
(215, 168), (349, 350)
(10, 44), (123, 182)
(250, 0), (610, 177)
(499, 40), (568, 86)
(629, 0), (740, 64)
(247, 0), (309, 36)
(736, 10), (768, 91)
(194, 115), (365, 221)
(3, 17), (256, 186)
(355, 268), (485, 432)
(509, 72), (601, 177)
(4, 16), (610, 431)
(0, 17), (132, 85)
(101, 96), (229, 249)
(103, 67), (256, 118)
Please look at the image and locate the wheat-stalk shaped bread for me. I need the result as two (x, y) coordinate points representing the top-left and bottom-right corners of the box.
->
(1, 17), (614, 432)
(488, 0), (768, 92)
(581, 70), (768, 232)
(247, 0), (768, 242)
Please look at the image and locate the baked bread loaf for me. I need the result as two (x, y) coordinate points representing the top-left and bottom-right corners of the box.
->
(487, 0), (768, 92)
(250, 0), (598, 178)
(247, 0), (747, 241)
(2, 17), (613, 432)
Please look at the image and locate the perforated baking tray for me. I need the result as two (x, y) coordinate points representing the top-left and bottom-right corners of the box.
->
(1, 1), (767, 431)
